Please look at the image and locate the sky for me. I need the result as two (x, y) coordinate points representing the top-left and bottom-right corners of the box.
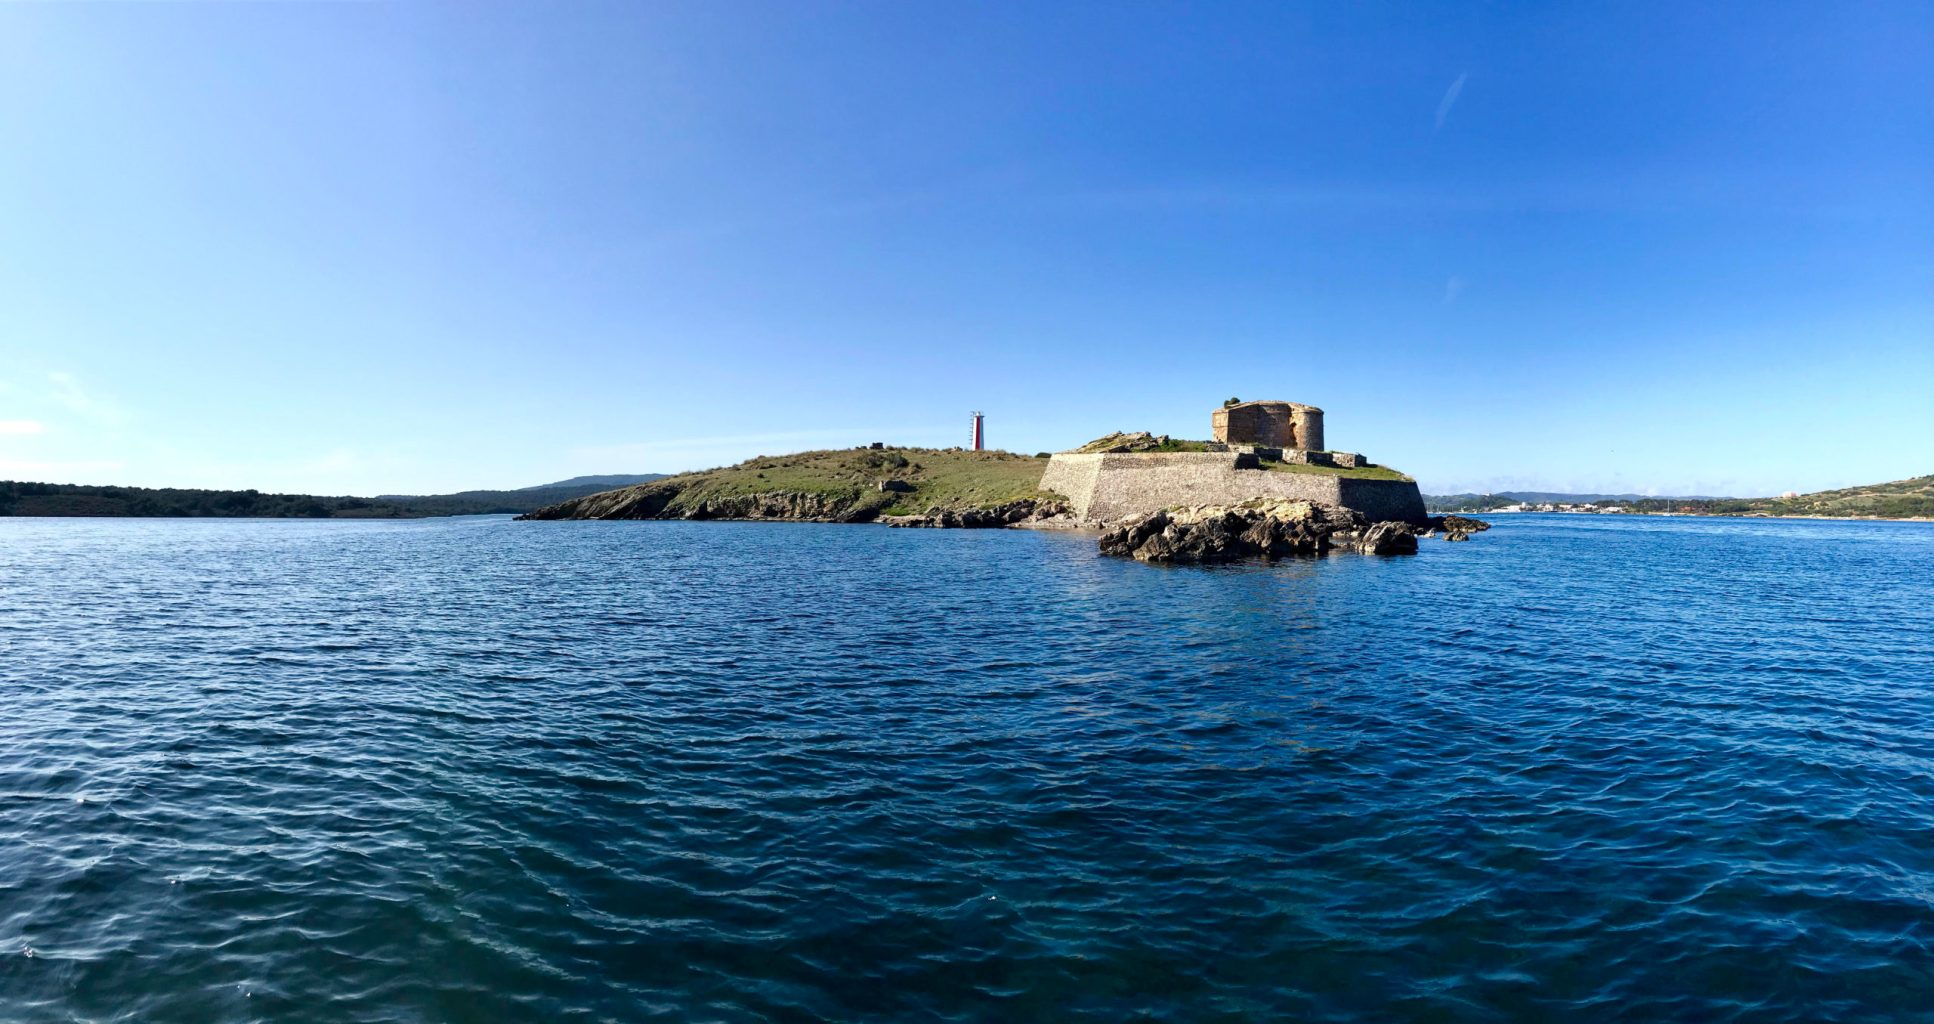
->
(2, 1), (1930, 497)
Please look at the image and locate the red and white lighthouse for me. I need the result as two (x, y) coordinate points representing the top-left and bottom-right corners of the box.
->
(970, 411), (985, 451)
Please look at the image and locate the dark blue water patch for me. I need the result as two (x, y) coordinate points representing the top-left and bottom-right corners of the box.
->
(2, 513), (1932, 1022)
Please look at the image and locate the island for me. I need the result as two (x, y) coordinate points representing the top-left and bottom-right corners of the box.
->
(521, 398), (1487, 562)
(521, 399), (1430, 527)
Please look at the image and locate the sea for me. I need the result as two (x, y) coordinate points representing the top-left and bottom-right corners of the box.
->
(2, 513), (1931, 1023)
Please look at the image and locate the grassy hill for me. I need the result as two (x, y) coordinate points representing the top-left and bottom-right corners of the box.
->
(520, 448), (1056, 521)
(1735, 475), (1934, 519)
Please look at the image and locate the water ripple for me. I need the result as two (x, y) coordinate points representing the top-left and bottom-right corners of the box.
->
(2, 514), (1932, 1021)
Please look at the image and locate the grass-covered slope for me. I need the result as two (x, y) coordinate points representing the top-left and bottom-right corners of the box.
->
(1739, 474), (1934, 519)
(519, 448), (1059, 521)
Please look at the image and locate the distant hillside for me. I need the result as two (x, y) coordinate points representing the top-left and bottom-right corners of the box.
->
(1428, 475), (1934, 519)
(2, 481), (423, 519)
(1, 475), (667, 519)
(376, 480), (666, 516)
(1739, 475), (1934, 519)
(519, 474), (666, 491)
(521, 447), (1053, 521)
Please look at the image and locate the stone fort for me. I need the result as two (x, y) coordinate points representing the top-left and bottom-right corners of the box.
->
(1038, 398), (1427, 526)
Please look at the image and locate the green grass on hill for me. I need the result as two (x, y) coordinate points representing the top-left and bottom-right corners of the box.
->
(1257, 458), (1413, 481)
(683, 447), (1054, 515)
(539, 447), (1060, 519)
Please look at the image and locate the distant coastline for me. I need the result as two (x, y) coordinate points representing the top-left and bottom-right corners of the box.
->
(1482, 508), (1934, 524)
(1426, 475), (1934, 521)
(0, 475), (665, 519)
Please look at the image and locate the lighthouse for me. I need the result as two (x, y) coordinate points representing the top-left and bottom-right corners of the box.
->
(970, 411), (984, 451)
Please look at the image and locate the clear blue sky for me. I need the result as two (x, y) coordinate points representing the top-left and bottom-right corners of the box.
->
(2, 2), (1929, 497)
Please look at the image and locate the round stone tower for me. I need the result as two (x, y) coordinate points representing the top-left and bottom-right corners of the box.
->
(1211, 400), (1324, 451)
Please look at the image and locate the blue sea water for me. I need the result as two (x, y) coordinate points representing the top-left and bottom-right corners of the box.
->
(1, 513), (1932, 1023)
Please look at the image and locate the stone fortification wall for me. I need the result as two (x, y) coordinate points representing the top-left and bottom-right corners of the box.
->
(1336, 477), (1431, 524)
(1036, 451), (1104, 512)
(1039, 451), (1425, 526)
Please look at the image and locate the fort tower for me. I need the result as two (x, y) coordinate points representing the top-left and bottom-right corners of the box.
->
(1211, 400), (1324, 451)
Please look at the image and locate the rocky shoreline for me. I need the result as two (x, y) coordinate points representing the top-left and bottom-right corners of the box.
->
(517, 489), (1074, 527)
(519, 487), (882, 523)
(878, 498), (1070, 529)
(1098, 499), (1489, 564)
(521, 486), (1488, 563)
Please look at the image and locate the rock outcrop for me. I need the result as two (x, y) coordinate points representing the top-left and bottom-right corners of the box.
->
(1070, 431), (1170, 454)
(1331, 519), (1423, 555)
(1425, 514), (1492, 542)
(1097, 499), (1461, 564)
(678, 491), (884, 523)
(881, 498), (1069, 529)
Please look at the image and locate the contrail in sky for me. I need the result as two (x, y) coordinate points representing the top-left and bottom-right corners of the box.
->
(1434, 72), (1468, 132)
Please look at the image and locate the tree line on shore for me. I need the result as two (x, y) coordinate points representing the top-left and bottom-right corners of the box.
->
(0, 481), (422, 518)
(0, 479), (651, 518)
